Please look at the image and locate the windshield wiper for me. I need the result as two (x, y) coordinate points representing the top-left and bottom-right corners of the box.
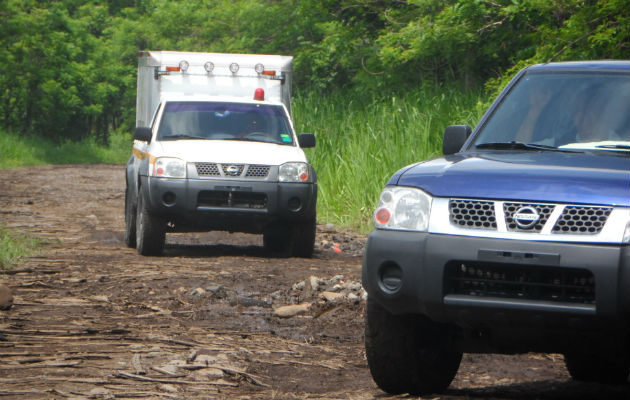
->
(161, 134), (206, 140)
(475, 141), (574, 152)
(595, 144), (630, 150)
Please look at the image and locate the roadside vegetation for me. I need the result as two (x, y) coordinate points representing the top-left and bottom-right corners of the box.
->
(0, 223), (42, 270)
(0, 130), (131, 169)
(1, 0), (627, 230)
(295, 86), (486, 229)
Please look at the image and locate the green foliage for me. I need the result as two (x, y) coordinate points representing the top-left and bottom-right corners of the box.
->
(0, 223), (42, 270)
(0, 129), (131, 168)
(1, 0), (627, 141)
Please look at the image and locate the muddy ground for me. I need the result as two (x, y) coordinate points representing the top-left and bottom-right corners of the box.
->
(0, 164), (628, 399)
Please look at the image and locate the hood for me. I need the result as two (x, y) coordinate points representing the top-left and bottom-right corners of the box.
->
(152, 139), (308, 165)
(394, 151), (630, 207)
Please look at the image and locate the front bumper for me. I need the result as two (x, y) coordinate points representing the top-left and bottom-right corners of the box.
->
(362, 229), (630, 352)
(140, 175), (316, 233)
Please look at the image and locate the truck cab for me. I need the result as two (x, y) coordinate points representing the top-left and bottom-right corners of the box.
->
(362, 61), (630, 395)
(125, 51), (316, 257)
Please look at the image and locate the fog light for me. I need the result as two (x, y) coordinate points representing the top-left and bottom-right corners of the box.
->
(163, 192), (176, 206)
(379, 262), (403, 294)
(288, 197), (301, 212)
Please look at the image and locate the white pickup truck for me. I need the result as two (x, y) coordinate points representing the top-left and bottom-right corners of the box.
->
(125, 51), (317, 257)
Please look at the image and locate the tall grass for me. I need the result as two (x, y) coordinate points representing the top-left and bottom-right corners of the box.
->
(294, 85), (487, 231)
(1, 85), (487, 231)
(0, 130), (132, 169)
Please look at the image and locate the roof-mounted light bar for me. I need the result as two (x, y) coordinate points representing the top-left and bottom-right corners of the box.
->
(154, 59), (285, 81)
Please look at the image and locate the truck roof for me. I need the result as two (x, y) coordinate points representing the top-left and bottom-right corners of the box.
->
(527, 60), (630, 72)
(138, 51), (293, 71)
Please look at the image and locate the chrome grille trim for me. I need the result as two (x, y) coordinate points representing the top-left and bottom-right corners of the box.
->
(221, 164), (245, 176)
(431, 197), (629, 244)
(504, 202), (555, 232)
(193, 163), (271, 179)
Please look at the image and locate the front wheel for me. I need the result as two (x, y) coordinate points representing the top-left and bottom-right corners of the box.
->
(365, 298), (462, 395)
(564, 351), (630, 385)
(135, 189), (165, 256)
(124, 184), (136, 248)
(291, 217), (316, 258)
(263, 218), (316, 258)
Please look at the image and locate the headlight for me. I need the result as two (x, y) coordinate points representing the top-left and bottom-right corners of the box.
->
(279, 162), (310, 182)
(374, 187), (432, 231)
(151, 157), (187, 178)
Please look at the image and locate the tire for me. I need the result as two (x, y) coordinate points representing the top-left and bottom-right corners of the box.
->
(564, 352), (630, 385)
(135, 189), (165, 256)
(291, 217), (316, 258)
(263, 218), (316, 258)
(124, 184), (136, 248)
(365, 298), (462, 395)
(263, 225), (291, 256)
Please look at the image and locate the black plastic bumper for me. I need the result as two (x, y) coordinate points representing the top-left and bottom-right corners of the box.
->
(362, 229), (630, 352)
(139, 176), (316, 233)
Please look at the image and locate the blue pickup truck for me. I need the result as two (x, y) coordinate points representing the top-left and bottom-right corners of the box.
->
(362, 61), (630, 395)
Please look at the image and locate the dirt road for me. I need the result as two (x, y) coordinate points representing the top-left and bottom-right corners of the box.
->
(0, 164), (628, 399)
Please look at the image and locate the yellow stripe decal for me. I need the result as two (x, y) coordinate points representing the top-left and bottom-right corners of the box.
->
(133, 148), (148, 160)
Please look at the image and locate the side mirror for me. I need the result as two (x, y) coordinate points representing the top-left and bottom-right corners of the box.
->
(443, 125), (472, 155)
(134, 127), (153, 142)
(298, 133), (316, 148)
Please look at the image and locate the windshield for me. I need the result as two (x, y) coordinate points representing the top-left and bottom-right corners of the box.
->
(471, 70), (630, 152)
(157, 101), (294, 145)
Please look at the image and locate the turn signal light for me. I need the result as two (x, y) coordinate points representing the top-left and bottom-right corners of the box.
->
(375, 208), (391, 225)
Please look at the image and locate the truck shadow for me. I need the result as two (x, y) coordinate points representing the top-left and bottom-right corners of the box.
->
(162, 243), (270, 258)
(441, 380), (630, 400)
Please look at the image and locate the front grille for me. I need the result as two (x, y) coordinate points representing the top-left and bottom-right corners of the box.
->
(197, 190), (267, 209)
(444, 261), (595, 304)
(195, 163), (220, 176)
(245, 165), (270, 178)
(194, 163), (270, 179)
(449, 199), (497, 229)
(504, 202), (554, 232)
(221, 164), (245, 177)
(552, 206), (612, 234)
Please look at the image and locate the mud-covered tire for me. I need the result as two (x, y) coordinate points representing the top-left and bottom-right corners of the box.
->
(135, 189), (165, 256)
(564, 352), (630, 385)
(124, 184), (137, 248)
(291, 217), (316, 258)
(365, 298), (462, 395)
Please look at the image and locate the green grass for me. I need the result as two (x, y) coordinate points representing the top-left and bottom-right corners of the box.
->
(0, 224), (42, 270)
(0, 129), (132, 169)
(1, 85), (487, 232)
(294, 85), (487, 231)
